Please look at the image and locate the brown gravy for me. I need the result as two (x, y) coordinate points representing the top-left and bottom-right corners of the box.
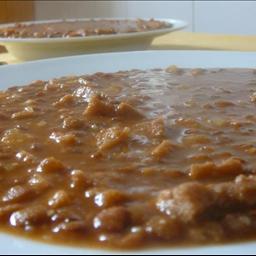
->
(0, 19), (171, 38)
(1, 67), (256, 249)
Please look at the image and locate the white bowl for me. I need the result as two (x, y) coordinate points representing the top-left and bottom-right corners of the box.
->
(2, 50), (256, 254)
(0, 18), (187, 61)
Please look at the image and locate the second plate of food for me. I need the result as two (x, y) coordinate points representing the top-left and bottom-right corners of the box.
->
(0, 18), (186, 61)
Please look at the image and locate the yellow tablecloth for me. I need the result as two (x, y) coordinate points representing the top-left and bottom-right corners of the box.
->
(152, 31), (256, 51)
(1, 31), (256, 64)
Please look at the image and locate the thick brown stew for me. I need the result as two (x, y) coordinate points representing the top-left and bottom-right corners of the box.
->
(1, 67), (256, 249)
(0, 19), (170, 38)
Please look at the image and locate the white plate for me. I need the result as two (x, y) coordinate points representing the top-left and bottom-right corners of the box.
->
(0, 18), (186, 61)
(1, 50), (256, 255)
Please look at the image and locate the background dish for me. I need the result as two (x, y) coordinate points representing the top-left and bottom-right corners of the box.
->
(0, 18), (186, 61)
(1, 50), (256, 254)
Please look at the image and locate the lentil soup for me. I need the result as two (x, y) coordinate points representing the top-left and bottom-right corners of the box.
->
(1, 67), (256, 249)
(0, 19), (171, 39)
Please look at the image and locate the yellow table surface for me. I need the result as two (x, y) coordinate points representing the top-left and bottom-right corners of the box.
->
(1, 31), (256, 64)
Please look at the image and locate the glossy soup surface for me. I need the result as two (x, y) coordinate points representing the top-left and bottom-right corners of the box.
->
(1, 67), (256, 249)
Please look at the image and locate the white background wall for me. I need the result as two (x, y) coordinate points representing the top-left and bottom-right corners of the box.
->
(194, 1), (256, 35)
(35, 1), (256, 35)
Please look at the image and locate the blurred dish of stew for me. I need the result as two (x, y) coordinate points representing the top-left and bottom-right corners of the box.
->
(0, 18), (172, 38)
(0, 18), (186, 60)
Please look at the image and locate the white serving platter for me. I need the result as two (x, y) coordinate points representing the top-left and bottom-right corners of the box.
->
(0, 18), (186, 61)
